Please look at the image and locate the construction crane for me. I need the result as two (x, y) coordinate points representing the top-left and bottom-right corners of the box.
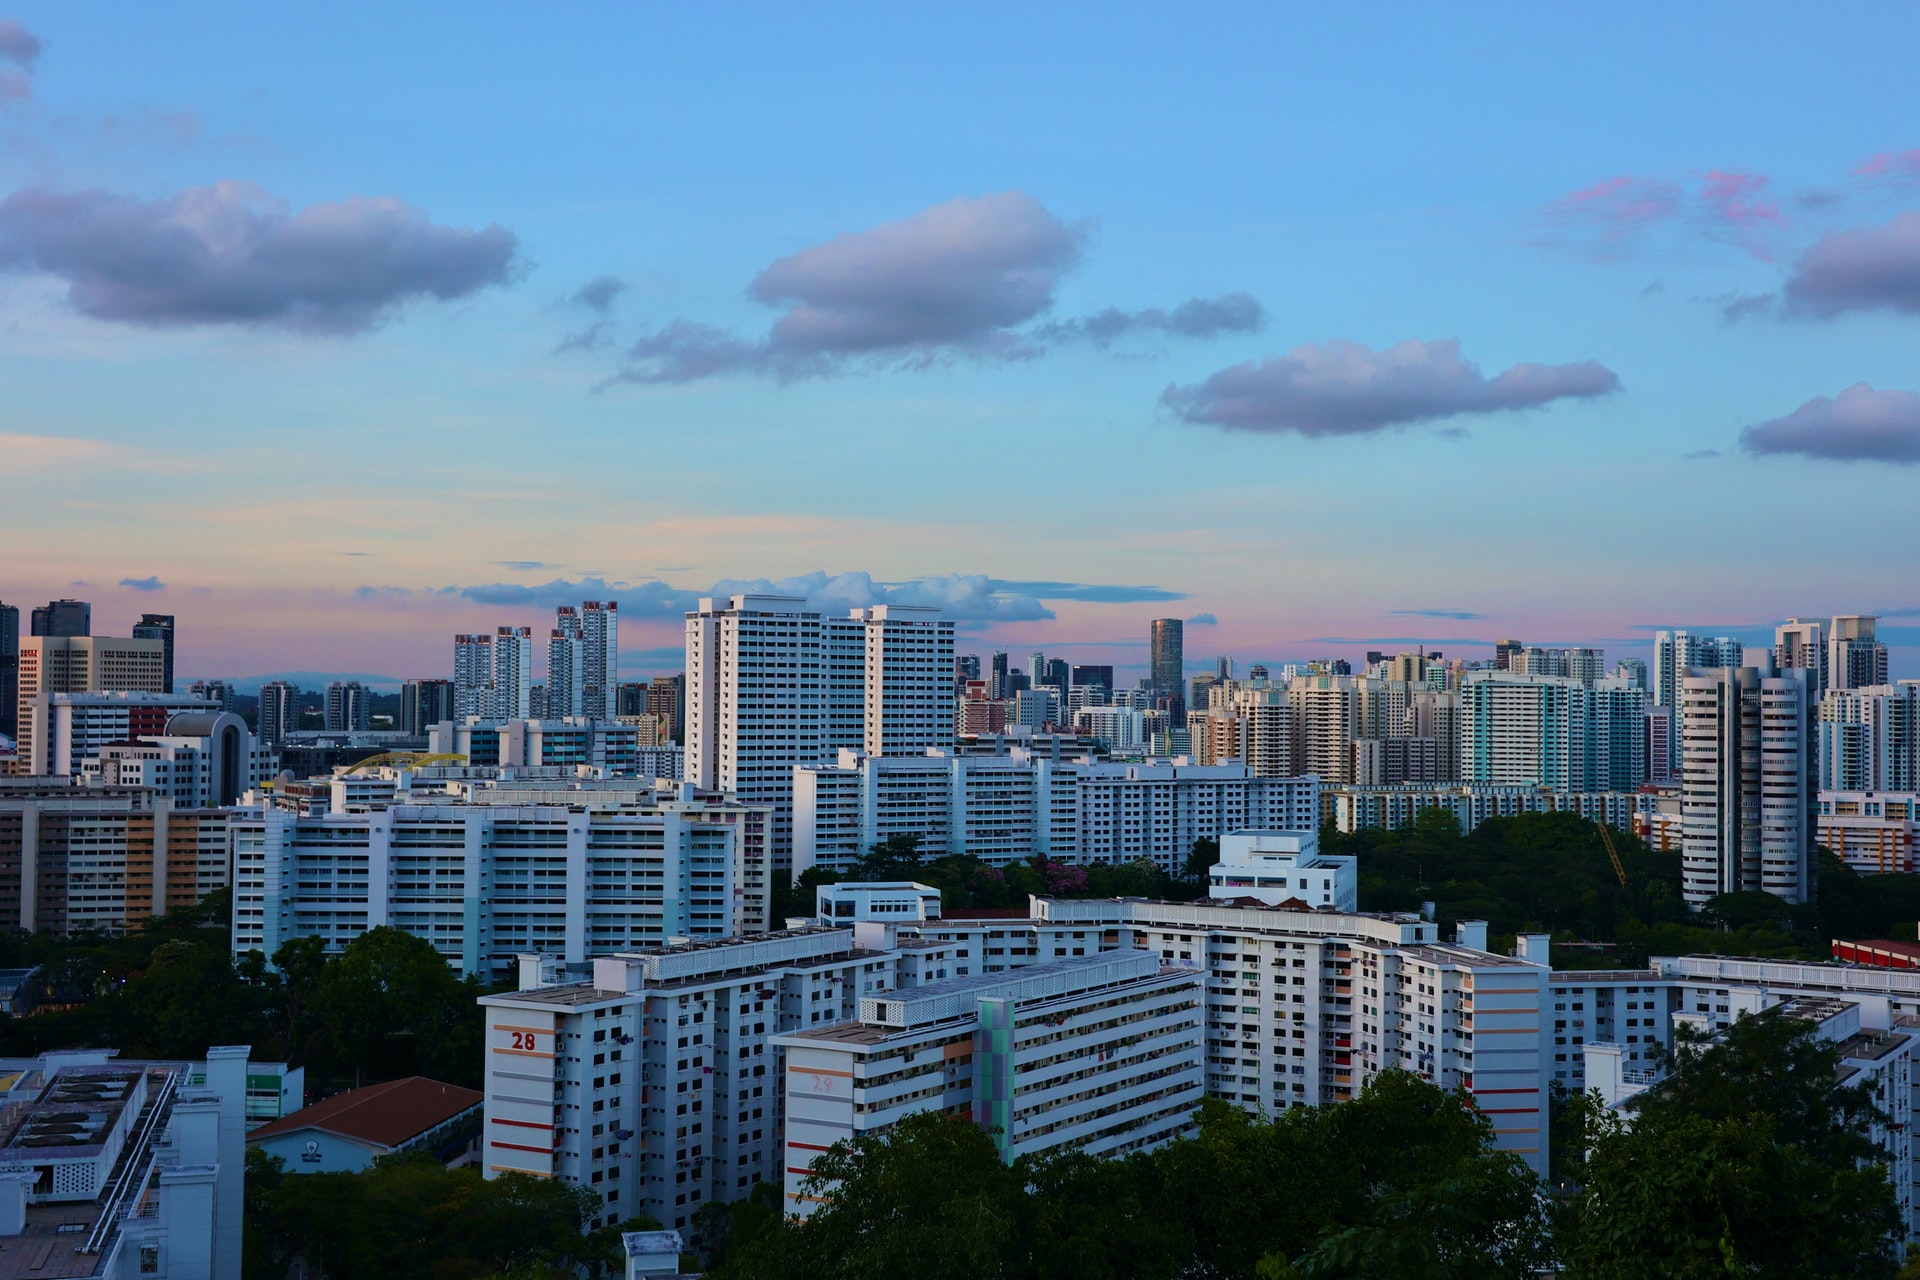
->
(1595, 820), (1628, 889)
(343, 751), (469, 773)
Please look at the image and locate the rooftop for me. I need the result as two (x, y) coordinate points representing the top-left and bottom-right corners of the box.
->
(249, 1077), (480, 1149)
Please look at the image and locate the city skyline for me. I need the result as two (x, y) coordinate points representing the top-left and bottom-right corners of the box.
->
(6, 7), (1920, 683)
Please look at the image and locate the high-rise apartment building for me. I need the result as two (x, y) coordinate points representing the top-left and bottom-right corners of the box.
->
(1774, 618), (1826, 699)
(1149, 619), (1184, 718)
(686, 595), (834, 871)
(1291, 674), (1356, 784)
(1613, 658), (1648, 691)
(1819, 682), (1920, 793)
(1679, 652), (1815, 908)
(454, 633), (493, 719)
(580, 600), (618, 719)
(492, 626), (534, 719)
(0, 601), (16, 738)
(686, 597), (953, 871)
(1461, 672), (1645, 792)
(990, 651), (1010, 699)
(323, 681), (370, 732)
(400, 678), (456, 735)
(1493, 639), (1523, 671)
(859, 605), (956, 757)
(132, 613), (176, 693)
(1830, 616), (1890, 692)
(1511, 647), (1606, 686)
(547, 607), (585, 718)
(256, 681), (302, 747)
(1653, 630), (1746, 772)
(29, 598), (90, 637)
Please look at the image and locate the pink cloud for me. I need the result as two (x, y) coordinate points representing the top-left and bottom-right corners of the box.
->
(1539, 176), (1683, 259)
(1856, 149), (1920, 188)
(1696, 170), (1786, 260)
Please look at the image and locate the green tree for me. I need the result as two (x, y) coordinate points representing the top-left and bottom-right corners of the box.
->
(1183, 836), (1220, 881)
(1559, 1010), (1901, 1279)
(310, 926), (483, 1087)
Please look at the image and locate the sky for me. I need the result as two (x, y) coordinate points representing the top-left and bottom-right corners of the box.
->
(4, 3), (1919, 689)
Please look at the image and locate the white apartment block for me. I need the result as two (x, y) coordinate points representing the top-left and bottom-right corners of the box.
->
(1818, 791), (1920, 875)
(1460, 672), (1645, 793)
(857, 605), (954, 756)
(454, 634), (493, 720)
(686, 595), (838, 874)
(231, 802), (744, 976)
(1680, 654), (1814, 908)
(478, 929), (898, 1234)
(1324, 783), (1638, 836)
(1072, 704), (1146, 750)
(795, 754), (1322, 877)
(794, 748), (1081, 875)
(776, 950), (1204, 1215)
(1820, 683), (1920, 793)
(492, 627), (535, 720)
(895, 896), (1550, 1176)
(548, 610), (585, 719)
(581, 601), (619, 721)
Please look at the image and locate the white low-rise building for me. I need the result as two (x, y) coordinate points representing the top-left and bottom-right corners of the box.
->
(1207, 830), (1356, 911)
(775, 950), (1203, 1215)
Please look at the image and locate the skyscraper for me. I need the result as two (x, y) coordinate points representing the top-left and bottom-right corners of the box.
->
(581, 600), (618, 719)
(1045, 657), (1070, 694)
(257, 680), (302, 746)
(686, 595), (832, 870)
(1774, 618), (1826, 700)
(132, 613), (176, 693)
(1818, 682), (1920, 793)
(686, 595), (950, 870)
(990, 651), (1010, 700)
(1150, 619), (1184, 719)
(13, 634), (168, 768)
(1679, 652), (1814, 909)
(29, 599), (90, 637)
(401, 678), (456, 734)
(492, 627), (534, 719)
(1829, 616), (1889, 692)
(1493, 639), (1523, 671)
(548, 607), (585, 718)
(859, 605), (956, 758)
(0, 601), (17, 738)
(1215, 655), (1233, 680)
(1028, 651), (1047, 683)
(325, 681), (370, 732)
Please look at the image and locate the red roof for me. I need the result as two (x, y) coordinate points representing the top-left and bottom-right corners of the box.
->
(249, 1076), (481, 1149)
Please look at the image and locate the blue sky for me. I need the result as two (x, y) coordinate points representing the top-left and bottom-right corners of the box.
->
(4, 4), (1919, 684)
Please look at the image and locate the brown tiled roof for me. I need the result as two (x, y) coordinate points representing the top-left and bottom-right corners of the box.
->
(249, 1076), (482, 1149)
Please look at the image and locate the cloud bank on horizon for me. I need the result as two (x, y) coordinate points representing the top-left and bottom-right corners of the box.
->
(354, 570), (1189, 625)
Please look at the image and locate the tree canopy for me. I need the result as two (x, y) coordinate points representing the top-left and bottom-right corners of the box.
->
(710, 1072), (1550, 1280)
(1557, 1011), (1901, 1279)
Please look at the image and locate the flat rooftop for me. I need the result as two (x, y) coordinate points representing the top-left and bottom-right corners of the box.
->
(1, 1068), (143, 1160)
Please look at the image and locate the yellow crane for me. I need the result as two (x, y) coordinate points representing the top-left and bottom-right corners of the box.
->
(342, 751), (469, 773)
(1595, 820), (1628, 889)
